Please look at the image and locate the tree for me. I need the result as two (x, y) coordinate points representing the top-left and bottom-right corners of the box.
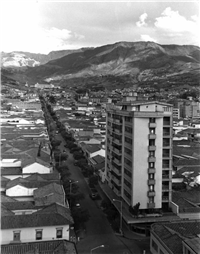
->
(71, 207), (90, 230)
(88, 175), (98, 188)
(73, 151), (85, 160)
(129, 202), (140, 218)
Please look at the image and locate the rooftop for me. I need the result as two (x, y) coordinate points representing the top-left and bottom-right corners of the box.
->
(1, 240), (77, 254)
(151, 220), (200, 254)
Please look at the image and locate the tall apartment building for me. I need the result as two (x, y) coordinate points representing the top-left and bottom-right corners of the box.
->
(105, 94), (173, 212)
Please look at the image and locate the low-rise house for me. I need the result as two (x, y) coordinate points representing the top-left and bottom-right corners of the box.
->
(171, 188), (200, 220)
(83, 144), (105, 159)
(22, 161), (52, 174)
(5, 178), (51, 201)
(2, 201), (38, 215)
(1, 203), (74, 244)
(1, 239), (77, 254)
(1, 176), (10, 193)
(150, 220), (200, 254)
(34, 182), (66, 207)
(1, 159), (22, 180)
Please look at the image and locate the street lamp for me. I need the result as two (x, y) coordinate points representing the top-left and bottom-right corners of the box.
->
(113, 199), (123, 235)
(69, 180), (78, 207)
(90, 245), (105, 254)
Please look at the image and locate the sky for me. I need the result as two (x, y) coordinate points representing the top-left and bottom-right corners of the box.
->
(0, 0), (199, 54)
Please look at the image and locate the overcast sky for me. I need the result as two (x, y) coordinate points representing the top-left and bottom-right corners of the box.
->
(1, 0), (199, 54)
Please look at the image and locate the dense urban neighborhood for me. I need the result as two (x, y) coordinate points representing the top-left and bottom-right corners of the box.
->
(0, 82), (200, 254)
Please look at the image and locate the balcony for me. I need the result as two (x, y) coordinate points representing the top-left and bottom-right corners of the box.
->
(112, 176), (121, 186)
(148, 157), (156, 163)
(149, 134), (156, 139)
(162, 185), (169, 191)
(148, 145), (156, 151)
(147, 191), (155, 197)
(163, 132), (171, 137)
(149, 122), (157, 128)
(112, 138), (122, 146)
(113, 128), (122, 135)
(113, 119), (122, 125)
(113, 147), (122, 155)
(148, 179), (156, 185)
(163, 142), (170, 147)
(148, 168), (156, 174)
(147, 203), (155, 209)
(162, 196), (169, 201)
(163, 121), (171, 126)
(113, 157), (122, 165)
(111, 167), (121, 176)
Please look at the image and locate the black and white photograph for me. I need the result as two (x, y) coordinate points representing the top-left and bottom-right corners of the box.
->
(1, 0), (200, 254)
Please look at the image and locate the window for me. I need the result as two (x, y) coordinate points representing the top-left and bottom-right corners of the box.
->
(149, 118), (156, 123)
(56, 228), (63, 239)
(149, 174), (154, 179)
(149, 128), (155, 134)
(149, 151), (155, 157)
(36, 229), (43, 240)
(149, 162), (155, 168)
(149, 185), (154, 191)
(13, 231), (20, 241)
(149, 139), (155, 146)
(149, 197), (154, 203)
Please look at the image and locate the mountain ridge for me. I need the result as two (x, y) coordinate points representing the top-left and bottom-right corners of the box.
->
(24, 41), (200, 83)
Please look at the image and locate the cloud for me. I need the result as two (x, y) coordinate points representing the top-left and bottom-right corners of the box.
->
(155, 7), (199, 33)
(141, 35), (157, 43)
(136, 13), (148, 27)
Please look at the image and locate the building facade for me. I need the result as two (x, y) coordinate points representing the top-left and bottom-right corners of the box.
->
(105, 95), (173, 212)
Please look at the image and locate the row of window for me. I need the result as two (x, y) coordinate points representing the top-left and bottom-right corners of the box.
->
(125, 126), (132, 133)
(124, 167), (132, 178)
(125, 147), (132, 156)
(13, 228), (63, 241)
(124, 178), (132, 189)
(124, 189), (131, 201)
(124, 157), (132, 167)
(125, 136), (132, 145)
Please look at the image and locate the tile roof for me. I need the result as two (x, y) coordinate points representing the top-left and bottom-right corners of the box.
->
(1, 194), (18, 203)
(152, 220), (200, 254)
(85, 144), (101, 153)
(6, 177), (51, 190)
(35, 203), (73, 224)
(1, 240), (77, 254)
(184, 237), (200, 253)
(34, 183), (65, 206)
(172, 189), (200, 205)
(1, 212), (73, 229)
(1, 204), (15, 216)
(173, 158), (200, 167)
(91, 154), (105, 164)
(2, 201), (37, 211)
(1, 167), (22, 175)
(173, 166), (200, 179)
(25, 173), (60, 181)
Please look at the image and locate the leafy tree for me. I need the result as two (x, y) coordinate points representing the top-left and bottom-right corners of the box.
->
(88, 175), (98, 188)
(129, 202), (140, 218)
(73, 151), (85, 160)
(71, 207), (90, 230)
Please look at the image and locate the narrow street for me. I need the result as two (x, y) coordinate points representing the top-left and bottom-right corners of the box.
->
(56, 134), (148, 254)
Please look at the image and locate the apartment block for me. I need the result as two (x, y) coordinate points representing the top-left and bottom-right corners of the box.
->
(105, 94), (173, 212)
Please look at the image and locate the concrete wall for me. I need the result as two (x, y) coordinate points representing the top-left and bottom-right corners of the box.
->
(1, 225), (70, 244)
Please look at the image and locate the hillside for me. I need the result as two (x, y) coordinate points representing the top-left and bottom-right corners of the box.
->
(25, 41), (200, 83)
(1, 48), (89, 68)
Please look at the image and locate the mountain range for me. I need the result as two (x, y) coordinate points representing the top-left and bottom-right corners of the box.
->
(1, 41), (200, 88)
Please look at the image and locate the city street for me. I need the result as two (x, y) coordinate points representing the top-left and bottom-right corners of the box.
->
(56, 134), (149, 254)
